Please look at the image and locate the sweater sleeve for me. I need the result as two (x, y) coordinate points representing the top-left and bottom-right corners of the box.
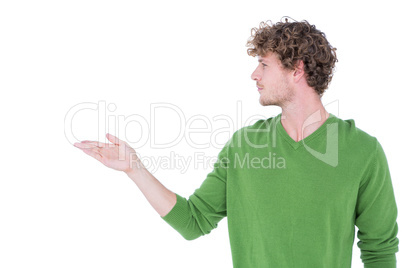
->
(159, 133), (234, 240)
(355, 139), (399, 268)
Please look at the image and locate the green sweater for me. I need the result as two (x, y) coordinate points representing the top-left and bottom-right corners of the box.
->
(161, 113), (399, 267)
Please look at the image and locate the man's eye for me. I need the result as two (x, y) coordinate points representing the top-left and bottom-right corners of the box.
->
(262, 64), (267, 68)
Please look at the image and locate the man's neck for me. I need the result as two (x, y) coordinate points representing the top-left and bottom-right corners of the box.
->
(280, 100), (330, 143)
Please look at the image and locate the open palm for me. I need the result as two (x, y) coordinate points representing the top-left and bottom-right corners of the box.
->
(74, 133), (142, 173)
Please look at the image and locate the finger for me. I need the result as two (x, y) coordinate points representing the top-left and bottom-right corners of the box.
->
(79, 141), (110, 148)
(74, 143), (99, 149)
(81, 148), (103, 162)
(77, 145), (101, 154)
(106, 133), (124, 145)
(75, 144), (103, 155)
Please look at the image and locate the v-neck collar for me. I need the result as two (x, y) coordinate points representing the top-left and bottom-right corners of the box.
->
(274, 112), (337, 150)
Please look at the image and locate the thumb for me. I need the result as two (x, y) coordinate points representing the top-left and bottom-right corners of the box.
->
(106, 133), (123, 145)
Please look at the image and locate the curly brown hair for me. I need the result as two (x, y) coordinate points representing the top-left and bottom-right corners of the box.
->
(246, 18), (337, 96)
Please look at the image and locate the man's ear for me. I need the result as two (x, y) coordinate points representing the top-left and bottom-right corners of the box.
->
(293, 60), (305, 82)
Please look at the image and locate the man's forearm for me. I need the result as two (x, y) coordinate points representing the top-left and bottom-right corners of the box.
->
(125, 167), (177, 217)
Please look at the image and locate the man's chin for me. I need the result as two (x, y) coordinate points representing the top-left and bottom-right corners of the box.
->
(259, 98), (273, 106)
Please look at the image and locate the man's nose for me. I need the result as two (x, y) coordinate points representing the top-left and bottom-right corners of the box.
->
(251, 69), (261, 81)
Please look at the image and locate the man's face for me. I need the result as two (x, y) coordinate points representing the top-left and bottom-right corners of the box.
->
(251, 52), (294, 107)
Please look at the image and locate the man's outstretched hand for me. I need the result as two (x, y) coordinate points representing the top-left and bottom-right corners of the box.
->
(73, 133), (142, 173)
(74, 133), (177, 217)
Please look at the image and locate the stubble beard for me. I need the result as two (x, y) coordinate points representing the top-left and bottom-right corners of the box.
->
(259, 76), (293, 107)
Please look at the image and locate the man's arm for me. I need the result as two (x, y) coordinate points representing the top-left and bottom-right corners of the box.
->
(125, 167), (177, 217)
(125, 135), (233, 240)
(74, 132), (233, 240)
(74, 133), (177, 217)
(156, 134), (233, 240)
(355, 139), (399, 268)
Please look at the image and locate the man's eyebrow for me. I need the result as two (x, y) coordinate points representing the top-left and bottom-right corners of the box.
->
(258, 59), (267, 63)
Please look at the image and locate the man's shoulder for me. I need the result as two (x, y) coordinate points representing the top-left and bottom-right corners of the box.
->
(237, 115), (278, 133)
(334, 115), (379, 152)
(235, 114), (380, 146)
(231, 113), (380, 149)
(227, 115), (279, 148)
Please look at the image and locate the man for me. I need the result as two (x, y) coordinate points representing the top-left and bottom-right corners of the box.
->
(74, 19), (399, 267)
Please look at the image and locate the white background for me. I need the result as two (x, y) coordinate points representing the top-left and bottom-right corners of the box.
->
(0, 0), (401, 267)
